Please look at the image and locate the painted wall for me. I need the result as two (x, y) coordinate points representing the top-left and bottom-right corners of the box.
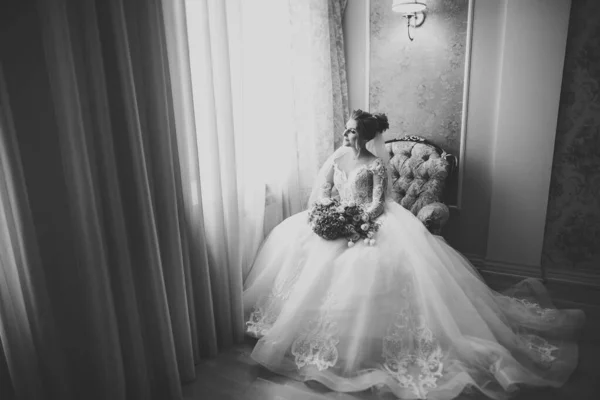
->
(485, 0), (571, 269)
(344, 0), (572, 271)
(542, 0), (600, 281)
(443, 0), (506, 257)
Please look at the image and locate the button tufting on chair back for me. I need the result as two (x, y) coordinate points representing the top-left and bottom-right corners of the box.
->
(385, 136), (454, 234)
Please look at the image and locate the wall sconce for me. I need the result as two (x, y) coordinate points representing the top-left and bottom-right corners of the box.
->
(392, 0), (427, 41)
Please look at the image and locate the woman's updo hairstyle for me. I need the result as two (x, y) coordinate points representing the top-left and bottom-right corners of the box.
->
(350, 109), (389, 142)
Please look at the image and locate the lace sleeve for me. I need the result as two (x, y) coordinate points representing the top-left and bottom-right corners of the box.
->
(365, 158), (387, 219)
(315, 163), (334, 203)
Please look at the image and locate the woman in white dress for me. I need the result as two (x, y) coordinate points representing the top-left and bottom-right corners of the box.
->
(242, 110), (585, 399)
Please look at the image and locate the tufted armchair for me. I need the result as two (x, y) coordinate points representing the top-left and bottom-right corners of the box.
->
(385, 136), (456, 235)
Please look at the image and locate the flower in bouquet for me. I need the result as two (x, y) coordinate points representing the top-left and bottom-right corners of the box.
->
(343, 202), (360, 215)
(308, 198), (347, 240)
(309, 198), (382, 246)
(349, 231), (361, 242)
(348, 208), (381, 245)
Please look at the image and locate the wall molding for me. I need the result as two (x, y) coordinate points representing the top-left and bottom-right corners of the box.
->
(465, 253), (600, 309)
(465, 253), (541, 279)
(456, 0), (475, 210)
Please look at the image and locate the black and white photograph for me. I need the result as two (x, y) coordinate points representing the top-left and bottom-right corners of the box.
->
(1, 1), (599, 399)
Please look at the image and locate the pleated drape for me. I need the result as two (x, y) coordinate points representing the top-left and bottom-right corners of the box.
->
(0, 61), (72, 400)
(0, 0), (244, 399)
(183, 0), (247, 347)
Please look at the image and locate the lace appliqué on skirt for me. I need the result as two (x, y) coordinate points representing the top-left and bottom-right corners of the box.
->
(246, 261), (304, 337)
(291, 292), (340, 371)
(513, 297), (557, 322)
(246, 306), (275, 338)
(519, 333), (559, 368)
(382, 283), (445, 399)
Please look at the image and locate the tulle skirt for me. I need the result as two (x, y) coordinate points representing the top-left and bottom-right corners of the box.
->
(242, 202), (585, 399)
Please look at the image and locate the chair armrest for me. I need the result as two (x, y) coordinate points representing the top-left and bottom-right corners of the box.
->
(416, 202), (450, 235)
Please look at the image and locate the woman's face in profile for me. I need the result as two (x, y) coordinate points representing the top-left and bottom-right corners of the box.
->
(343, 119), (359, 147)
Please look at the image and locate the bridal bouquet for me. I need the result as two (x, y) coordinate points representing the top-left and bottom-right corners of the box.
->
(308, 198), (381, 247)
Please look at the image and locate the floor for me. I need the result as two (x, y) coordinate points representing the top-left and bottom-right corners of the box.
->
(183, 304), (600, 400)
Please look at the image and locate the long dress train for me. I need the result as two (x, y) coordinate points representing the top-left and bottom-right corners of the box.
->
(243, 157), (585, 400)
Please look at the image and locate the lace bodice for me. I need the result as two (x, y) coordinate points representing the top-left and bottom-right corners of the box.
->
(316, 158), (388, 219)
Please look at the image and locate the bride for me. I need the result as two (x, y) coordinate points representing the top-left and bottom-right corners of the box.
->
(242, 109), (585, 400)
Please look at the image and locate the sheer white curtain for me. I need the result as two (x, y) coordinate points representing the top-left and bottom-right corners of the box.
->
(244, 0), (350, 233)
(178, 0), (261, 296)
(181, 0), (349, 247)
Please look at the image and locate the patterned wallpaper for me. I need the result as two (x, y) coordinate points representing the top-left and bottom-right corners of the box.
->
(369, 0), (470, 205)
(369, 0), (469, 153)
(542, 0), (600, 274)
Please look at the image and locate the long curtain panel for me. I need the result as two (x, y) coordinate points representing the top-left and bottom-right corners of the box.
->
(0, 0), (244, 398)
(258, 0), (349, 232)
(182, 0), (349, 242)
(1, 62), (71, 400)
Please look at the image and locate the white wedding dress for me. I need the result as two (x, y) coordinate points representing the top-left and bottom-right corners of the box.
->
(242, 156), (584, 400)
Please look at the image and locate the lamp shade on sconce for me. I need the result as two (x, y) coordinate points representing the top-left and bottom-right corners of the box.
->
(391, 0), (427, 40)
(392, 0), (427, 15)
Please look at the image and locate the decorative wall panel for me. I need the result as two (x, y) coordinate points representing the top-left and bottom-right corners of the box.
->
(369, 0), (471, 205)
